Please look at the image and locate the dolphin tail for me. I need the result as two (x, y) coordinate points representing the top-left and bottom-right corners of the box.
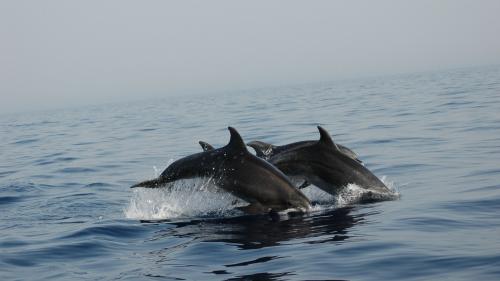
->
(130, 178), (163, 188)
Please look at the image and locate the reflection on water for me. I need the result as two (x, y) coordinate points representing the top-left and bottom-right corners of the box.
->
(149, 206), (365, 251)
(136, 207), (374, 280)
(223, 272), (294, 281)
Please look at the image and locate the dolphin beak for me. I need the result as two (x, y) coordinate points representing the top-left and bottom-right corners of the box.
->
(130, 178), (161, 188)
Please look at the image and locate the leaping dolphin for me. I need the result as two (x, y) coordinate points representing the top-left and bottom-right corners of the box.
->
(131, 127), (312, 213)
(248, 140), (362, 163)
(198, 140), (311, 190)
(246, 132), (361, 190)
(248, 126), (390, 197)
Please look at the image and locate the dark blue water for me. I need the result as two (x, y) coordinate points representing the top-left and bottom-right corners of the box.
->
(1, 66), (500, 280)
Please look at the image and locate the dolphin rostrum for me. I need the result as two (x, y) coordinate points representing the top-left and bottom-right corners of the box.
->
(248, 126), (390, 197)
(131, 127), (312, 213)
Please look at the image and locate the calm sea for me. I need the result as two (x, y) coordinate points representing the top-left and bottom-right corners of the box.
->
(1, 65), (500, 280)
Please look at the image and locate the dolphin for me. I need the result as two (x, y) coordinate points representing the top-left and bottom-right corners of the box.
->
(246, 133), (361, 190)
(198, 140), (311, 190)
(198, 138), (311, 189)
(131, 127), (312, 213)
(249, 126), (390, 196)
(247, 140), (362, 163)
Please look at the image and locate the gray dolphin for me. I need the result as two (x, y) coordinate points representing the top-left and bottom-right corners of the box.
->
(199, 140), (311, 190)
(249, 126), (390, 196)
(131, 127), (311, 213)
(246, 134), (361, 190)
(248, 140), (362, 163)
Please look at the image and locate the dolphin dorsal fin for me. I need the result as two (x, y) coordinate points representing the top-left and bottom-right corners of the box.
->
(247, 141), (273, 158)
(317, 126), (339, 150)
(227, 127), (248, 152)
(199, 141), (214, 151)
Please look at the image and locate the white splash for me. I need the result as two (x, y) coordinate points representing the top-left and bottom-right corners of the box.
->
(338, 177), (400, 205)
(124, 175), (399, 220)
(124, 177), (244, 220)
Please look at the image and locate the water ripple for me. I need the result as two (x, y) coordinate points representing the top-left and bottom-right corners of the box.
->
(0, 196), (23, 206)
(62, 224), (147, 239)
(56, 167), (98, 173)
(11, 138), (39, 145)
(1, 65), (500, 280)
(2, 241), (109, 267)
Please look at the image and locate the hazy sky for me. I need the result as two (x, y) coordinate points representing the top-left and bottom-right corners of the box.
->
(1, 1), (500, 114)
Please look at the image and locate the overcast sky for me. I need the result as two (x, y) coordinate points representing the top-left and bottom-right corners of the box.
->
(1, 1), (500, 114)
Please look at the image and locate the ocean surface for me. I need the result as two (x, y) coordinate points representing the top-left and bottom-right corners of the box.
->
(1, 65), (500, 280)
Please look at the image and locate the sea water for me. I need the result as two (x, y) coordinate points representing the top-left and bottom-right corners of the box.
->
(1, 65), (500, 280)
